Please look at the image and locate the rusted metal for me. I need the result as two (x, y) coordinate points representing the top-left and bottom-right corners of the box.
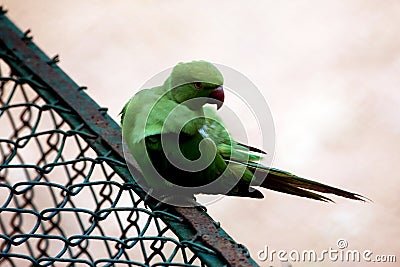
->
(176, 207), (256, 267)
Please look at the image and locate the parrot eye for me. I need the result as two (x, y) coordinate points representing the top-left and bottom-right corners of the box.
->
(193, 82), (203, 90)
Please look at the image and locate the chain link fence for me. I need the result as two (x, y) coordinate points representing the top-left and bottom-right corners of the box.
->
(0, 9), (258, 267)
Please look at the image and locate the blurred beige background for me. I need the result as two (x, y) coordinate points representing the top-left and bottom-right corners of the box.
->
(2, 1), (399, 266)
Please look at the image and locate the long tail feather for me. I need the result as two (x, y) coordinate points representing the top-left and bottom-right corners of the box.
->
(226, 160), (367, 202)
(255, 167), (366, 202)
(262, 177), (334, 202)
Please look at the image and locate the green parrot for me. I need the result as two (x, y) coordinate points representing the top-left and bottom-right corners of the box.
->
(121, 60), (365, 203)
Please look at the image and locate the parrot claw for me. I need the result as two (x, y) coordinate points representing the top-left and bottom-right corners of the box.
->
(151, 194), (207, 210)
(198, 205), (207, 212)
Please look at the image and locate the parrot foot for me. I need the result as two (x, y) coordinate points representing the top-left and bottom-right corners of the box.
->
(152, 194), (207, 211)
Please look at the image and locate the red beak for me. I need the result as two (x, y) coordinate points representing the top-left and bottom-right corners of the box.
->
(207, 86), (224, 110)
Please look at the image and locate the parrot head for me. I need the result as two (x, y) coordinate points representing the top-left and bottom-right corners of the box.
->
(168, 61), (225, 110)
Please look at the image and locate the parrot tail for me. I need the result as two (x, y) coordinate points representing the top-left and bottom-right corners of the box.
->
(242, 162), (367, 202)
